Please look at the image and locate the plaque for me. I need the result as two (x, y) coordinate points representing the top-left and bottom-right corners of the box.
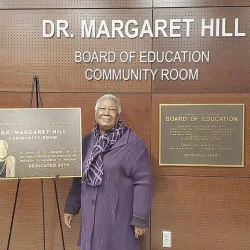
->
(159, 104), (244, 167)
(0, 108), (82, 179)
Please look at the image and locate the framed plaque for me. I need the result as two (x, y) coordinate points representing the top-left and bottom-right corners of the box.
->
(0, 108), (82, 179)
(159, 104), (244, 167)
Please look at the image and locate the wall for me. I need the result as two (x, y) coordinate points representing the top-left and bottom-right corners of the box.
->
(1, 0), (250, 249)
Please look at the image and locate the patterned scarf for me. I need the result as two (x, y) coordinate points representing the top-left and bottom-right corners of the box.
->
(83, 120), (127, 186)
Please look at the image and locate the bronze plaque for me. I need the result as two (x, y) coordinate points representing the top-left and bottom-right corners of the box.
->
(0, 108), (82, 179)
(159, 104), (244, 167)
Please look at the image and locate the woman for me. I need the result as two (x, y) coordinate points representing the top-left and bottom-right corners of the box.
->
(64, 94), (152, 250)
(0, 140), (15, 178)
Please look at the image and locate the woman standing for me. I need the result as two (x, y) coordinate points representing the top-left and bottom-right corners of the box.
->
(64, 94), (152, 250)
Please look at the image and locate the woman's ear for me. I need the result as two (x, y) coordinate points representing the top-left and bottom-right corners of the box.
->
(117, 112), (121, 121)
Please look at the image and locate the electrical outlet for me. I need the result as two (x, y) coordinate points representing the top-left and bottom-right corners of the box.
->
(162, 231), (171, 248)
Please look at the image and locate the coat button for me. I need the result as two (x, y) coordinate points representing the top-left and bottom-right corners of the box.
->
(92, 199), (96, 204)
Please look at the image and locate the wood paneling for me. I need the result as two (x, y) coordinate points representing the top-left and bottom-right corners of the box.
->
(152, 8), (250, 93)
(0, 180), (20, 248)
(152, 94), (250, 177)
(3, 0), (250, 8)
(1, 0), (152, 9)
(153, 0), (250, 7)
(151, 176), (250, 250)
(0, 93), (33, 108)
(1, 1), (250, 250)
(0, 10), (151, 93)
(0, 178), (80, 250)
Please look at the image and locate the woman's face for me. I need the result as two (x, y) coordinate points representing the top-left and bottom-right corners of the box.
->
(95, 98), (119, 134)
(0, 142), (8, 160)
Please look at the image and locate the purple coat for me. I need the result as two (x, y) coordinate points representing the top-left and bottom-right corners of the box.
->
(64, 129), (152, 250)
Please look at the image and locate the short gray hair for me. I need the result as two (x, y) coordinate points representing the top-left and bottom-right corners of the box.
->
(95, 94), (121, 115)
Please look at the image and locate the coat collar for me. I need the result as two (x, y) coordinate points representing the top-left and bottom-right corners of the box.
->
(109, 128), (130, 150)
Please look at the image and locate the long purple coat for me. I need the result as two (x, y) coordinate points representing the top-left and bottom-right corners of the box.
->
(64, 128), (152, 250)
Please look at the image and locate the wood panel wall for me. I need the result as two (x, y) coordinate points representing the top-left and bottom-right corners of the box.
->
(1, 1), (250, 250)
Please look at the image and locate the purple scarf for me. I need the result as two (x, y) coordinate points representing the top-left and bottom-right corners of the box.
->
(83, 120), (127, 186)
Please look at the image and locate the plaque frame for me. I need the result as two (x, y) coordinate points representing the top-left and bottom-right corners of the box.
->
(159, 104), (245, 167)
(0, 107), (82, 180)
